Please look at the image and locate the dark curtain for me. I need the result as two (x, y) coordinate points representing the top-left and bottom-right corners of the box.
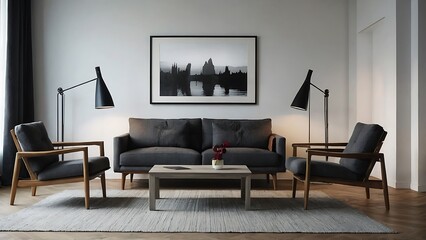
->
(1, 0), (34, 186)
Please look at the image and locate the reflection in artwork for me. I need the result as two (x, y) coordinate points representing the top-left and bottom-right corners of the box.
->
(160, 58), (247, 97)
(159, 41), (248, 97)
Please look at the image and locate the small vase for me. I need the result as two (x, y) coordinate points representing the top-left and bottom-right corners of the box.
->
(212, 159), (224, 169)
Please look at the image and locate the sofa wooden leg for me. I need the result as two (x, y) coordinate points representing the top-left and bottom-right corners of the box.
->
(266, 174), (270, 183)
(121, 173), (127, 190)
(272, 173), (277, 190)
(130, 173), (134, 182)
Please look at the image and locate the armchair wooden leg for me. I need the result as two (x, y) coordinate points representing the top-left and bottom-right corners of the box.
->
(365, 187), (370, 199)
(84, 178), (90, 209)
(83, 150), (90, 209)
(10, 156), (21, 205)
(304, 155), (312, 210)
(303, 176), (311, 210)
(291, 177), (297, 198)
(121, 173), (127, 190)
(380, 154), (390, 210)
(383, 184), (390, 211)
(31, 187), (37, 196)
(100, 173), (107, 198)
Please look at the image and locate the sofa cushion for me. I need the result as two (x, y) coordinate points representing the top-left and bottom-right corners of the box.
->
(340, 122), (385, 176)
(201, 148), (280, 167)
(202, 119), (272, 150)
(286, 157), (362, 181)
(129, 118), (192, 149)
(14, 121), (58, 174)
(120, 147), (201, 166)
(212, 121), (271, 149)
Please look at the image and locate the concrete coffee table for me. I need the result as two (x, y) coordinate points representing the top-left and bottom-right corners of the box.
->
(148, 165), (252, 210)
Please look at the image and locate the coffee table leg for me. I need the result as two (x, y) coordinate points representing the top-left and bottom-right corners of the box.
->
(149, 174), (156, 211)
(241, 178), (245, 199)
(245, 176), (251, 210)
(155, 178), (160, 199)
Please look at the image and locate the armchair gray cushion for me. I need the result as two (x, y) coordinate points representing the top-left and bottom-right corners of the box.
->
(286, 122), (385, 181)
(286, 157), (362, 181)
(38, 156), (110, 181)
(340, 123), (385, 175)
(14, 121), (58, 173)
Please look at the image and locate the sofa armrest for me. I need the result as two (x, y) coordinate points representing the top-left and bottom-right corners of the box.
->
(113, 133), (130, 172)
(269, 134), (286, 170)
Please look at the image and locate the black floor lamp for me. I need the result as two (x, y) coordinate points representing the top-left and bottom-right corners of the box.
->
(291, 69), (329, 146)
(56, 66), (114, 143)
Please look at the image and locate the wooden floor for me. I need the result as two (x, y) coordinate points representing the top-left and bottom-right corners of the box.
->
(0, 176), (425, 240)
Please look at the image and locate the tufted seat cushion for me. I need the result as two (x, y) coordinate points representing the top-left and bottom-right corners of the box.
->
(120, 147), (201, 167)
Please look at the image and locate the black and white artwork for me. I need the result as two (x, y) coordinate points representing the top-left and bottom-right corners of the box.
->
(150, 36), (257, 104)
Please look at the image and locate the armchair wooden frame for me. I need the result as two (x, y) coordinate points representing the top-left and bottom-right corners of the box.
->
(10, 129), (107, 209)
(291, 131), (389, 210)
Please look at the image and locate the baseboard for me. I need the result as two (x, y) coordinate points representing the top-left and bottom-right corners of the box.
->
(409, 183), (426, 192)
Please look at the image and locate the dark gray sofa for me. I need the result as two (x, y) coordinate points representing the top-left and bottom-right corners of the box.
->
(114, 118), (286, 189)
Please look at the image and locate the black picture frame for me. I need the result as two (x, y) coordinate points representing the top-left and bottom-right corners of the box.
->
(150, 36), (257, 104)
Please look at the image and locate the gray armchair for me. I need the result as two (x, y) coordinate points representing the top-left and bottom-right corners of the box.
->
(10, 121), (110, 209)
(286, 122), (389, 210)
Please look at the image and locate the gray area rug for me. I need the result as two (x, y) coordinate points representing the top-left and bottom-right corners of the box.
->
(0, 189), (394, 233)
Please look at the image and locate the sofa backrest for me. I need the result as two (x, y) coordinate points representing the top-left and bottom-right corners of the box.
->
(202, 118), (272, 150)
(129, 118), (202, 151)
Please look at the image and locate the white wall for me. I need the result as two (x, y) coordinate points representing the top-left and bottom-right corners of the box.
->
(349, 0), (398, 185)
(349, 0), (425, 191)
(411, 0), (426, 192)
(31, 0), (349, 178)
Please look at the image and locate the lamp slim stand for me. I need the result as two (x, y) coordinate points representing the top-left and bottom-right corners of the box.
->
(324, 89), (329, 147)
(324, 89), (329, 160)
(56, 78), (98, 144)
(308, 93), (311, 144)
(310, 83), (329, 161)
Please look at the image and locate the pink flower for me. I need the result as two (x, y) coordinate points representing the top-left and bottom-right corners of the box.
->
(212, 141), (229, 160)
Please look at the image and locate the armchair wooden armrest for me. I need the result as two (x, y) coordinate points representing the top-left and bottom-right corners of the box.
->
(52, 141), (105, 156)
(292, 142), (347, 156)
(16, 147), (88, 158)
(307, 149), (382, 161)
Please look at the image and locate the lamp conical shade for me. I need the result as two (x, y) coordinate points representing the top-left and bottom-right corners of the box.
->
(95, 66), (115, 109)
(290, 69), (312, 111)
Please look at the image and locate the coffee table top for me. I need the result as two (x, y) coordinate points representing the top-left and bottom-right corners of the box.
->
(149, 165), (251, 176)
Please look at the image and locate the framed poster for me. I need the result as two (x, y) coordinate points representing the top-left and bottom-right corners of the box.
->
(150, 36), (257, 104)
